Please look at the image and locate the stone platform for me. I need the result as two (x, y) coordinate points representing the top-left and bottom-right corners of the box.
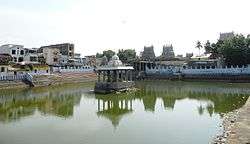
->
(227, 97), (250, 144)
(94, 81), (135, 94)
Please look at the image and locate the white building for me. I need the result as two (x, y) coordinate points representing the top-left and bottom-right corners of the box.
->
(0, 44), (26, 62)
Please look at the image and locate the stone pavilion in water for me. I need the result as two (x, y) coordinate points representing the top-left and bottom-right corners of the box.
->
(94, 55), (135, 94)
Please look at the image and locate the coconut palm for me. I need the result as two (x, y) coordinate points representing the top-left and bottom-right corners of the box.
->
(196, 41), (203, 56)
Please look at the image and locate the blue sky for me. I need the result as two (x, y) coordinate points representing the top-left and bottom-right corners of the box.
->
(0, 0), (250, 56)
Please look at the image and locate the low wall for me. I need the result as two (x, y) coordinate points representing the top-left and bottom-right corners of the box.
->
(52, 66), (94, 73)
(145, 65), (250, 81)
(0, 72), (97, 89)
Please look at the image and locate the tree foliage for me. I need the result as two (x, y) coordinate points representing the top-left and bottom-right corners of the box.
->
(0, 54), (12, 65)
(117, 49), (136, 64)
(96, 50), (115, 61)
(203, 34), (250, 66)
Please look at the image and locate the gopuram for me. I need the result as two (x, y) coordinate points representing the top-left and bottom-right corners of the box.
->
(94, 55), (135, 94)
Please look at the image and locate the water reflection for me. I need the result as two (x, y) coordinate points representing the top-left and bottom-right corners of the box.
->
(0, 81), (249, 127)
(0, 84), (91, 123)
(96, 95), (133, 127)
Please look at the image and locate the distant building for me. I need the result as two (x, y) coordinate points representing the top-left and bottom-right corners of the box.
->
(186, 53), (193, 59)
(141, 46), (155, 60)
(0, 44), (26, 63)
(219, 32), (234, 41)
(161, 44), (175, 59)
(39, 43), (74, 64)
(42, 47), (60, 66)
(74, 53), (83, 64)
(176, 55), (183, 58)
(23, 48), (39, 64)
(24, 53), (39, 64)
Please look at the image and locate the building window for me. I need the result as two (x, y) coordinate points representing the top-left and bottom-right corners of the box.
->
(1, 67), (5, 72)
(30, 56), (38, 62)
(69, 46), (73, 51)
(53, 58), (58, 62)
(18, 57), (24, 62)
(12, 50), (16, 55)
(35, 69), (37, 73)
(20, 50), (24, 55)
(13, 57), (17, 62)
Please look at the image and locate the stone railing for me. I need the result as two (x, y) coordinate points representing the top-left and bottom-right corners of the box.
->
(52, 66), (94, 73)
(0, 74), (25, 81)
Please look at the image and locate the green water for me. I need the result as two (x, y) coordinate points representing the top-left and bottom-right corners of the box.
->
(0, 81), (249, 144)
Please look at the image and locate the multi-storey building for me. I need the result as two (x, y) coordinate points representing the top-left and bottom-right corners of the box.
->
(42, 47), (60, 65)
(0, 44), (26, 62)
(39, 43), (74, 63)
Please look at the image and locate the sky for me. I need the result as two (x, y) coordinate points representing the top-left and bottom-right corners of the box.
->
(0, 0), (250, 57)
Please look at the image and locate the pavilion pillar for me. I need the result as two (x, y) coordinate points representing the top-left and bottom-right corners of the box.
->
(123, 70), (126, 81)
(125, 70), (128, 81)
(119, 70), (122, 82)
(107, 70), (111, 82)
(102, 71), (106, 82)
(129, 70), (133, 81)
(115, 70), (119, 82)
(119, 70), (123, 82)
(139, 62), (141, 71)
(98, 71), (101, 82)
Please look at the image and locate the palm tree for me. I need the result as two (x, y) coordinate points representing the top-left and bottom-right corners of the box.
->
(196, 41), (203, 56)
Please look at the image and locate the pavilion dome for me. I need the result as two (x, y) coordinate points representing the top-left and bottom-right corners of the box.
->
(112, 55), (119, 61)
(108, 54), (123, 67)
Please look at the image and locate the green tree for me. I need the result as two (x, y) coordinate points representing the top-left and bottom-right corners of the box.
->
(204, 40), (212, 54)
(117, 49), (136, 64)
(196, 41), (203, 56)
(219, 35), (248, 66)
(103, 50), (115, 61)
(96, 52), (103, 58)
(96, 50), (115, 61)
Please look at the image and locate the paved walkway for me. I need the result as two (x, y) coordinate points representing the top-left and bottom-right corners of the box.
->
(228, 97), (250, 144)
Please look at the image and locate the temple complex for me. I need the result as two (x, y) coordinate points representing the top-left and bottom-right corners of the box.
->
(94, 55), (135, 94)
(141, 46), (155, 61)
(161, 44), (175, 60)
